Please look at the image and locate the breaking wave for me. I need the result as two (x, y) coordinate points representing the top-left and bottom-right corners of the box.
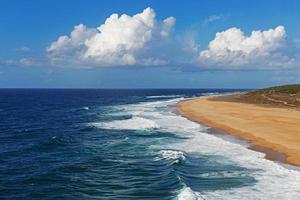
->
(155, 150), (186, 164)
(176, 187), (205, 200)
(146, 95), (183, 99)
(88, 96), (300, 199)
(90, 117), (159, 130)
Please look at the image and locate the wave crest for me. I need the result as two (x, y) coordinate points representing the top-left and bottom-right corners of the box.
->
(90, 117), (159, 130)
(146, 95), (183, 99)
(155, 150), (186, 164)
(177, 187), (205, 200)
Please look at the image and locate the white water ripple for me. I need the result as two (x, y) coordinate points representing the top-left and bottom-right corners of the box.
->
(155, 150), (186, 164)
(90, 117), (159, 130)
(91, 97), (300, 199)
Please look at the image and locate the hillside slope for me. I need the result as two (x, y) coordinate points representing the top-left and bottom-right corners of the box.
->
(215, 84), (300, 108)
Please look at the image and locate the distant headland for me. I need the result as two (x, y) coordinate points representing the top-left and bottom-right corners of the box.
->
(214, 84), (300, 109)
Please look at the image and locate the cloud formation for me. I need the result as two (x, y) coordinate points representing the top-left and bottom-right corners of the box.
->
(4, 58), (42, 67)
(47, 7), (175, 67)
(202, 15), (224, 26)
(196, 26), (296, 69)
(13, 47), (31, 53)
(42, 11), (299, 70)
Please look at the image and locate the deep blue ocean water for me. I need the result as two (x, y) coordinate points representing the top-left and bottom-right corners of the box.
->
(1, 89), (300, 200)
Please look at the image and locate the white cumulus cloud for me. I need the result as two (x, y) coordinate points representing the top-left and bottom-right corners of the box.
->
(47, 7), (175, 67)
(197, 25), (296, 69)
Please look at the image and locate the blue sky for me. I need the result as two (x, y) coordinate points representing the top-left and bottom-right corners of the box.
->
(0, 0), (300, 88)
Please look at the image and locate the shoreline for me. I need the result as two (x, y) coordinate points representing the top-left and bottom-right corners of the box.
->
(177, 95), (300, 167)
(208, 127), (288, 165)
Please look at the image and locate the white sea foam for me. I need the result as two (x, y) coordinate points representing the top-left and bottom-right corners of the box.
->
(90, 117), (159, 130)
(135, 98), (300, 199)
(198, 171), (248, 178)
(200, 92), (220, 96)
(82, 106), (89, 110)
(155, 150), (186, 163)
(92, 97), (300, 199)
(146, 95), (183, 99)
(177, 187), (204, 200)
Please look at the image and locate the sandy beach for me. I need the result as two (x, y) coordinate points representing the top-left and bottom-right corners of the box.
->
(177, 96), (300, 167)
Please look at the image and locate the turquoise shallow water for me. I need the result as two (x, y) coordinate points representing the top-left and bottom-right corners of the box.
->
(1, 89), (300, 199)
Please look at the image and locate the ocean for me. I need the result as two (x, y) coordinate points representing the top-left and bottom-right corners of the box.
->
(1, 89), (300, 200)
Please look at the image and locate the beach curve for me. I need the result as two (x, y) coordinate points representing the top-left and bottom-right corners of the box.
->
(177, 96), (300, 167)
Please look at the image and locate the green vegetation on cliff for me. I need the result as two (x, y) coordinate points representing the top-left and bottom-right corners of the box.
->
(255, 84), (300, 94)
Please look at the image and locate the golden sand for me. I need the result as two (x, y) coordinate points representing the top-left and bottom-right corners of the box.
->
(177, 96), (300, 166)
